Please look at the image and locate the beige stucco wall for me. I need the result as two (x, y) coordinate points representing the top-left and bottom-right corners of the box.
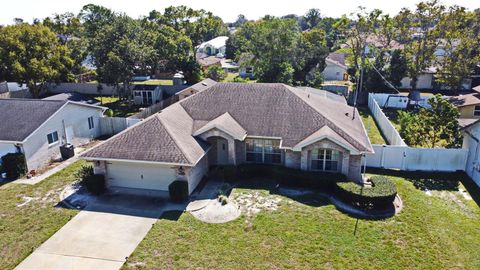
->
(198, 128), (237, 165)
(186, 153), (209, 194)
(300, 139), (349, 174)
(459, 105), (480, 118)
(285, 150), (301, 169)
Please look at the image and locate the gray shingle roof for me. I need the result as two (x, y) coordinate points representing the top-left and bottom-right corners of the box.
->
(0, 99), (67, 142)
(82, 82), (373, 165)
(181, 83), (372, 152)
(82, 116), (192, 164)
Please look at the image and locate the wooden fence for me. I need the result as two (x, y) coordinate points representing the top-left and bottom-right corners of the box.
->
(129, 95), (178, 119)
(99, 117), (141, 136)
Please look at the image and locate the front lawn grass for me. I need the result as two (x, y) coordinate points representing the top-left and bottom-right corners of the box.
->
(124, 172), (480, 270)
(358, 107), (387, 144)
(0, 161), (86, 270)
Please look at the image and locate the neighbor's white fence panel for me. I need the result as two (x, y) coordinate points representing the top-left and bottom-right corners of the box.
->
(369, 93), (431, 109)
(367, 144), (468, 172)
(368, 94), (406, 146)
(99, 117), (141, 136)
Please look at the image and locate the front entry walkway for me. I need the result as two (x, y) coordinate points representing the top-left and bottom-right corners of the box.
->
(15, 194), (169, 270)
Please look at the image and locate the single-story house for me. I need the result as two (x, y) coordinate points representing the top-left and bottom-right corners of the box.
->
(0, 99), (105, 171)
(196, 55), (223, 71)
(197, 36), (228, 56)
(322, 53), (349, 81)
(449, 86), (480, 119)
(132, 85), (162, 105)
(176, 78), (217, 100)
(461, 118), (480, 186)
(81, 83), (374, 197)
(43, 92), (101, 105)
(238, 53), (255, 79)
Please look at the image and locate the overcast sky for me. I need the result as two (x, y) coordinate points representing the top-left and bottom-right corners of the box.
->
(1, 0), (478, 25)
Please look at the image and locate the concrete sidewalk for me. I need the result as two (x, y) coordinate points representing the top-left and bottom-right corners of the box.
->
(14, 194), (167, 270)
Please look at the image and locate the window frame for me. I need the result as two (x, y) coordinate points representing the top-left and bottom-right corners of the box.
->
(474, 105), (480, 116)
(245, 138), (281, 164)
(88, 116), (94, 130)
(47, 131), (59, 145)
(310, 149), (340, 172)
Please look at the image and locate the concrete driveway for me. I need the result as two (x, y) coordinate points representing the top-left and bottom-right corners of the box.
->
(15, 194), (167, 270)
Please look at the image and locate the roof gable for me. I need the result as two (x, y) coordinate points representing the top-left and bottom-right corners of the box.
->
(81, 116), (191, 164)
(193, 112), (247, 140)
(0, 99), (67, 142)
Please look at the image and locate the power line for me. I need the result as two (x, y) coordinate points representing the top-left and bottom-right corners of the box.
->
(365, 57), (401, 94)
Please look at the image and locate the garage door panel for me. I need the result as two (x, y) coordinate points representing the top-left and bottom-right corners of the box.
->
(106, 162), (176, 191)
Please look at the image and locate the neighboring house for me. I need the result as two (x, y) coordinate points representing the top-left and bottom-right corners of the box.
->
(132, 85), (162, 106)
(400, 66), (437, 90)
(238, 54), (255, 79)
(322, 53), (349, 81)
(197, 55), (223, 71)
(221, 59), (240, 73)
(81, 83), (373, 197)
(197, 36), (228, 56)
(461, 119), (480, 186)
(0, 99), (105, 171)
(43, 92), (101, 105)
(176, 78), (217, 100)
(449, 86), (480, 118)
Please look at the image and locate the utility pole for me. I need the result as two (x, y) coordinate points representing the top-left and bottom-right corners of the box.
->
(352, 45), (367, 120)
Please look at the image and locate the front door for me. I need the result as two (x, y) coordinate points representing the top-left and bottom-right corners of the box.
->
(216, 138), (229, 165)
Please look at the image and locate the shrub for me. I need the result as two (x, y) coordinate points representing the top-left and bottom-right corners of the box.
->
(218, 194), (228, 205)
(236, 164), (346, 191)
(206, 65), (227, 81)
(76, 165), (105, 195)
(1, 153), (27, 179)
(335, 176), (397, 210)
(104, 109), (114, 117)
(169, 180), (189, 202)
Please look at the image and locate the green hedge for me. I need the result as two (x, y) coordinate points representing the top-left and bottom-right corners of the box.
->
(335, 176), (397, 210)
(1, 153), (27, 179)
(169, 180), (189, 202)
(76, 165), (105, 195)
(212, 164), (346, 191)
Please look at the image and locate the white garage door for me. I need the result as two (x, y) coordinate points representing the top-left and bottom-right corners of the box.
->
(106, 161), (176, 191)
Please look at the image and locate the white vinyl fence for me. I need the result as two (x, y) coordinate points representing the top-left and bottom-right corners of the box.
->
(99, 117), (141, 136)
(366, 144), (468, 172)
(368, 94), (406, 146)
(369, 93), (431, 109)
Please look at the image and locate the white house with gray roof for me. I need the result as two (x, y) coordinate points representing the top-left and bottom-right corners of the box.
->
(0, 99), (105, 172)
(81, 83), (373, 197)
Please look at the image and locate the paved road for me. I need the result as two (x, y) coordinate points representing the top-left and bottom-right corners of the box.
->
(15, 194), (166, 270)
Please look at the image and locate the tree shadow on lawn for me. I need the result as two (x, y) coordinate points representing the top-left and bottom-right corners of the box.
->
(366, 168), (480, 208)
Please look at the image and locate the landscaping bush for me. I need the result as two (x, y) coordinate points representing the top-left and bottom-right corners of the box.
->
(235, 164), (346, 191)
(169, 180), (189, 202)
(104, 109), (114, 117)
(75, 165), (105, 195)
(335, 176), (397, 210)
(1, 153), (27, 179)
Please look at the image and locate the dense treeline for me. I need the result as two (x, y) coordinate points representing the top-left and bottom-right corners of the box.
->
(0, 1), (478, 98)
